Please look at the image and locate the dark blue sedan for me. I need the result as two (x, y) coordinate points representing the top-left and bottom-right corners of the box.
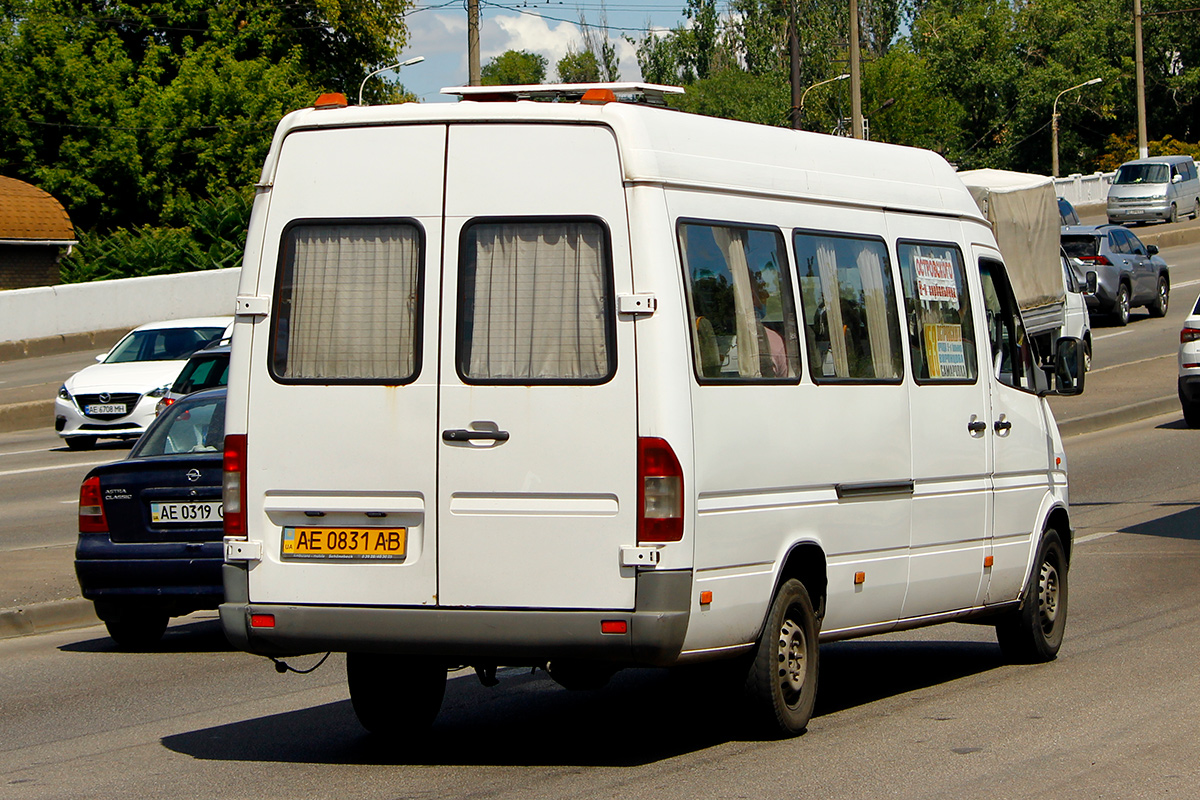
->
(75, 388), (226, 647)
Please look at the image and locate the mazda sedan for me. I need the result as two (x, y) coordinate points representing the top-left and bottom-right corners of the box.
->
(75, 388), (226, 647)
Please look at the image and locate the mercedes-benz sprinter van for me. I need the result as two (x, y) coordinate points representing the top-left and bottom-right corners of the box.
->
(220, 84), (1085, 739)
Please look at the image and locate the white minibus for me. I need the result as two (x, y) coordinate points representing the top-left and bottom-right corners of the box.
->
(220, 84), (1085, 738)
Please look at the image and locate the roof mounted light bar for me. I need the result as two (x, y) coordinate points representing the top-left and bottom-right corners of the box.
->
(441, 82), (685, 107)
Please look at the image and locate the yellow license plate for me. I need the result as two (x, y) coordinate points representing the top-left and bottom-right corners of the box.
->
(281, 527), (407, 560)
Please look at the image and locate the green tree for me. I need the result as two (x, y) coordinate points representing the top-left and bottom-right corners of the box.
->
(557, 50), (601, 83)
(481, 50), (548, 85)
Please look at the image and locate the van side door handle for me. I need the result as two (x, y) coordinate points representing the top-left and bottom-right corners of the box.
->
(967, 419), (987, 434)
(994, 418), (1012, 433)
(443, 429), (510, 443)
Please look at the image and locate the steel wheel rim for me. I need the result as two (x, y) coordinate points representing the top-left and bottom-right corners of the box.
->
(1037, 559), (1060, 635)
(777, 613), (808, 704)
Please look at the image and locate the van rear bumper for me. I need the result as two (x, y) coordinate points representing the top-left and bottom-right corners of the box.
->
(220, 565), (691, 667)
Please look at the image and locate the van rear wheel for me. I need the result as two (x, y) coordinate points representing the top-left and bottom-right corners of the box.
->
(743, 578), (819, 737)
(995, 530), (1068, 663)
(347, 653), (447, 737)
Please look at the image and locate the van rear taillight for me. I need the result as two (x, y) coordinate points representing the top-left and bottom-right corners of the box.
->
(78, 475), (108, 533)
(638, 437), (683, 543)
(224, 434), (248, 538)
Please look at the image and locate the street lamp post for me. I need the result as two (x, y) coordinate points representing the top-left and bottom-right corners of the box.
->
(798, 73), (850, 131)
(358, 56), (425, 106)
(1052, 77), (1102, 178)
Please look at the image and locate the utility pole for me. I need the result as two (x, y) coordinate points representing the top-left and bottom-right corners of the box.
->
(1134, 0), (1148, 158)
(789, 5), (801, 129)
(468, 0), (481, 86)
(849, 0), (863, 139)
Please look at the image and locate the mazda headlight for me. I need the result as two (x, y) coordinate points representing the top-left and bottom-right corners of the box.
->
(57, 385), (71, 400)
(146, 384), (171, 398)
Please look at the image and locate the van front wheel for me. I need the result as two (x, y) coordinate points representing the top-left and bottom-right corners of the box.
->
(347, 653), (447, 737)
(744, 578), (819, 737)
(995, 530), (1068, 663)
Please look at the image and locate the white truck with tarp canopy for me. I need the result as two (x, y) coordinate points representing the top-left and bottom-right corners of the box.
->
(959, 169), (1069, 359)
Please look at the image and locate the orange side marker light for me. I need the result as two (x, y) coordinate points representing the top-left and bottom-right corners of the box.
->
(854, 572), (866, 585)
(699, 591), (713, 606)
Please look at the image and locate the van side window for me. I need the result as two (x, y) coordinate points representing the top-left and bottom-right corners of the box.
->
(679, 222), (802, 381)
(979, 258), (1038, 392)
(458, 219), (615, 384)
(897, 241), (978, 383)
(793, 231), (903, 383)
(271, 221), (422, 383)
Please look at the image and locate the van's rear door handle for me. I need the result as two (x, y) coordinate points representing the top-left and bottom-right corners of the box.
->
(443, 429), (510, 442)
(994, 419), (1012, 433)
(967, 419), (987, 434)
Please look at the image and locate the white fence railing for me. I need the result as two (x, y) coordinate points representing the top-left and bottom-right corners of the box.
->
(0, 268), (241, 344)
(1054, 171), (1114, 206)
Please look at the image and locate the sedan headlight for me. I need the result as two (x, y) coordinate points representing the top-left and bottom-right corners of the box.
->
(57, 385), (71, 400)
(146, 384), (171, 398)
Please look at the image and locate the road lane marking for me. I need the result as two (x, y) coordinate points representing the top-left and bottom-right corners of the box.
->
(1088, 352), (1172, 374)
(0, 460), (112, 478)
(0, 447), (59, 458)
(1075, 531), (1121, 544)
(1094, 330), (1132, 341)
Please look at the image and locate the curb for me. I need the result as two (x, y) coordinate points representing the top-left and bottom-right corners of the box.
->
(0, 597), (99, 640)
(0, 328), (127, 363)
(0, 399), (54, 434)
(1059, 395), (1179, 438)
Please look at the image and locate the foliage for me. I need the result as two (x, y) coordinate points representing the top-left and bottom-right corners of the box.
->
(482, 49), (547, 85)
(1096, 133), (1200, 172)
(60, 190), (251, 282)
(557, 50), (601, 83)
(0, 0), (411, 282)
(673, 70), (790, 127)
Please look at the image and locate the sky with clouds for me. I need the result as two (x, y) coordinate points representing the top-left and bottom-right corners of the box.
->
(390, 2), (696, 103)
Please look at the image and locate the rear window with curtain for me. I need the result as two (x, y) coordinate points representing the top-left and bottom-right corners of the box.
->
(457, 218), (615, 384)
(270, 221), (423, 383)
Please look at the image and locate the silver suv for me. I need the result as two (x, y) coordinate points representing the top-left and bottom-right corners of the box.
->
(1061, 225), (1170, 326)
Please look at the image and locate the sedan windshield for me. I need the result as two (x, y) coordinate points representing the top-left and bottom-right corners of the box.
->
(105, 327), (225, 364)
(134, 393), (225, 457)
(1114, 163), (1169, 185)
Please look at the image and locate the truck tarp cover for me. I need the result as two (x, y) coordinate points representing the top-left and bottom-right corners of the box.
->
(959, 168), (1065, 312)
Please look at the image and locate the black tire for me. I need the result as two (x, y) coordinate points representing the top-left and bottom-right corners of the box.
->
(1183, 400), (1200, 429)
(1148, 276), (1169, 318)
(743, 578), (819, 737)
(104, 613), (169, 648)
(1083, 340), (1092, 373)
(347, 653), (447, 737)
(66, 436), (98, 451)
(1193, 199), (1200, 220)
(1169, 203), (1178, 224)
(1110, 283), (1131, 327)
(996, 530), (1068, 663)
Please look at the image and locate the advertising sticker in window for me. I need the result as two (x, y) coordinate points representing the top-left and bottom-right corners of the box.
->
(915, 255), (958, 304)
(924, 323), (968, 379)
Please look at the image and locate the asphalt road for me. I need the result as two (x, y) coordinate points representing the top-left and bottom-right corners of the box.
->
(1, 410), (1197, 800)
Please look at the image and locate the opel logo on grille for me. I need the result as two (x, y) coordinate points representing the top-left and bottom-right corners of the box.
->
(186, 469), (202, 482)
(99, 392), (111, 403)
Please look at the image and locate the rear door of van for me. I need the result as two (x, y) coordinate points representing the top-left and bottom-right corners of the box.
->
(249, 121), (637, 613)
(436, 124), (638, 610)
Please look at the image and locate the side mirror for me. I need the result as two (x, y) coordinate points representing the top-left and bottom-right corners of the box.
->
(1172, 173), (1182, 184)
(1085, 271), (1098, 294)
(1050, 337), (1085, 396)
(1147, 244), (1159, 255)
(94, 353), (105, 363)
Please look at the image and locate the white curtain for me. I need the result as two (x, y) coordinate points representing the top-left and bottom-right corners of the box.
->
(856, 244), (897, 379)
(466, 222), (608, 380)
(711, 227), (761, 377)
(815, 242), (848, 377)
(284, 224), (419, 380)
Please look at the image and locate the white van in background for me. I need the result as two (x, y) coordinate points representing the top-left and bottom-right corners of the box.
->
(220, 84), (1085, 739)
